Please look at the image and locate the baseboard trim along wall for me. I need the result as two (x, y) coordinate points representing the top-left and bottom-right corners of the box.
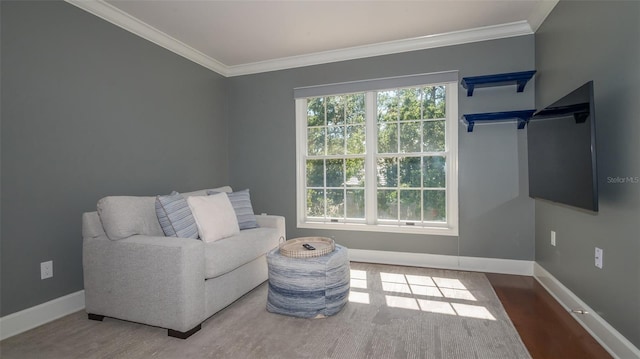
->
(348, 249), (534, 276)
(0, 290), (85, 341)
(351, 249), (639, 358)
(533, 263), (640, 359)
(3, 259), (637, 359)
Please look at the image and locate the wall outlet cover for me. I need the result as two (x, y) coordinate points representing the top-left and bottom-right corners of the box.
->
(595, 247), (603, 269)
(41, 261), (53, 279)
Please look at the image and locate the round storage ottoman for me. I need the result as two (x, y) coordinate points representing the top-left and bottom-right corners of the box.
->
(266, 244), (350, 318)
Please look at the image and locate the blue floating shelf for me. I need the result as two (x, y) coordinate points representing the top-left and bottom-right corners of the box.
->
(461, 70), (536, 96)
(462, 110), (536, 132)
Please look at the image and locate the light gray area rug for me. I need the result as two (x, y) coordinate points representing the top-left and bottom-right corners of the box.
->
(0, 262), (531, 359)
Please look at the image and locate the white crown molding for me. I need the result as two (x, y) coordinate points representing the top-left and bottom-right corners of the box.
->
(0, 290), (85, 341)
(227, 21), (533, 77)
(65, 0), (535, 78)
(64, 0), (228, 76)
(527, 0), (560, 32)
(348, 249), (534, 276)
(534, 263), (640, 359)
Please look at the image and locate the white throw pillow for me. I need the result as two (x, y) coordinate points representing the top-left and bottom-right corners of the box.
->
(187, 193), (239, 242)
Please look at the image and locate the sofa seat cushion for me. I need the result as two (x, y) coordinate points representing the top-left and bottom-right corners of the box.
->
(204, 227), (280, 279)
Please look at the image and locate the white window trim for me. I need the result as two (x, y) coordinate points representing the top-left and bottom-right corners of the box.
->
(295, 78), (458, 236)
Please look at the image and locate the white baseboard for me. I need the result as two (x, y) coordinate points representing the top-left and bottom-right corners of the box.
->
(4, 261), (637, 359)
(0, 290), (85, 341)
(349, 250), (639, 358)
(348, 249), (534, 275)
(533, 263), (640, 359)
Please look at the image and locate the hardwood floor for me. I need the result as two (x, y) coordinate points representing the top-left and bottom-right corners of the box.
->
(486, 273), (612, 359)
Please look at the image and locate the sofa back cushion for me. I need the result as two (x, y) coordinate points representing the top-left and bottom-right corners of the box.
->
(182, 186), (232, 198)
(97, 196), (164, 240)
(82, 211), (106, 239)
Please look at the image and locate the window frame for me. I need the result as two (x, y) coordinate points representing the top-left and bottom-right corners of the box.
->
(295, 77), (458, 236)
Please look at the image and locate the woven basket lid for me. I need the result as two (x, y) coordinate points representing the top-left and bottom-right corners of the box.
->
(279, 237), (335, 258)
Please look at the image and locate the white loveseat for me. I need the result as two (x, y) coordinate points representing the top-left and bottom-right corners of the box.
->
(82, 186), (284, 339)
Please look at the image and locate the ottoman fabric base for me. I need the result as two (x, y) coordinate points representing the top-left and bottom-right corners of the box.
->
(267, 244), (350, 318)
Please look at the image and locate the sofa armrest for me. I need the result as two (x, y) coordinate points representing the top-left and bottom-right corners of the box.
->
(256, 214), (286, 240)
(83, 234), (205, 332)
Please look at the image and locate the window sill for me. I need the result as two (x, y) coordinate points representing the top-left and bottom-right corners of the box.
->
(297, 221), (458, 236)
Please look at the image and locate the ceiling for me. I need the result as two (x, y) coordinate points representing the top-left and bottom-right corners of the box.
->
(66, 0), (558, 77)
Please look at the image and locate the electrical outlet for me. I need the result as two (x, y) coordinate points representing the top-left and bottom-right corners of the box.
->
(595, 247), (603, 269)
(550, 230), (556, 246)
(41, 261), (53, 279)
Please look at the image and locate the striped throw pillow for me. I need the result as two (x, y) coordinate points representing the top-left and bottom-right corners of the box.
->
(155, 191), (199, 239)
(207, 189), (258, 230)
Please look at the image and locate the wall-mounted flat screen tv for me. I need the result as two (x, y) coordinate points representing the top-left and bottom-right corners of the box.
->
(527, 81), (598, 212)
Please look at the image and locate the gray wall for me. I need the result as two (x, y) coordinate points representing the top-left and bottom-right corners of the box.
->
(535, 0), (640, 347)
(0, 1), (229, 316)
(227, 36), (535, 260)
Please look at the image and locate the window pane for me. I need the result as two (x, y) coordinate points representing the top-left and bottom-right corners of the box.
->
(377, 90), (399, 122)
(399, 157), (421, 188)
(377, 123), (397, 153)
(346, 189), (365, 218)
(377, 157), (398, 187)
(326, 159), (344, 187)
(423, 190), (446, 221)
(400, 190), (421, 221)
(423, 120), (445, 152)
(326, 96), (345, 126)
(307, 97), (325, 127)
(306, 159), (324, 187)
(327, 189), (344, 218)
(423, 156), (446, 188)
(345, 158), (365, 186)
(307, 127), (325, 155)
(377, 190), (398, 220)
(307, 189), (324, 217)
(346, 125), (365, 154)
(299, 81), (455, 232)
(399, 88), (421, 121)
(346, 93), (365, 124)
(400, 121), (421, 153)
(327, 126), (345, 155)
(422, 86), (446, 119)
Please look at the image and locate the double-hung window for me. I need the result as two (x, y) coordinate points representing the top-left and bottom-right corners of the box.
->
(295, 71), (458, 235)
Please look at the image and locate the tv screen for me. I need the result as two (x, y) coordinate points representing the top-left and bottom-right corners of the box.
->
(527, 81), (598, 211)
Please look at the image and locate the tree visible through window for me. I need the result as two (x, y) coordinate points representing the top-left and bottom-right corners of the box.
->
(296, 78), (458, 235)
(376, 86), (447, 224)
(306, 94), (366, 220)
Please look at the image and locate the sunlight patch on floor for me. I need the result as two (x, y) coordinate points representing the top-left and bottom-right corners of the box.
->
(385, 295), (420, 311)
(451, 303), (496, 320)
(417, 299), (457, 315)
(381, 281), (412, 294)
(349, 269), (370, 304)
(351, 278), (368, 289)
(348, 269), (495, 320)
(348, 291), (370, 304)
